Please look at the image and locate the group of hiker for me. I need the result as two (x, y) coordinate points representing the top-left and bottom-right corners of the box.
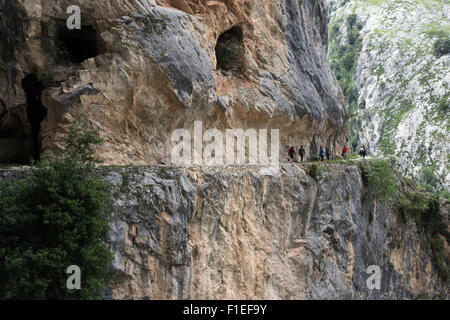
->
(288, 145), (367, 162)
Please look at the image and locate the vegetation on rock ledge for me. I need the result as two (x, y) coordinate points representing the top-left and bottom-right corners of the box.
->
(399, 190), (449, 280)
(0, 126), (113, 299)
(359, 159), (398, 201)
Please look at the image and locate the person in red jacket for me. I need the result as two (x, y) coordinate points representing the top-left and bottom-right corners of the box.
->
(288, 146), (295, 162)
(342, 145), (349, 159)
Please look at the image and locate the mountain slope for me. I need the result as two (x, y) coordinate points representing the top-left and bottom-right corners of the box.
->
(327, 0), (449, 190)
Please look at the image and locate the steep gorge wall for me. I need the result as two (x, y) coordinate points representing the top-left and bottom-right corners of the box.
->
(99, 164), (448, 299)
(0, 0), (348, 165)
(1, 163), (448, 299)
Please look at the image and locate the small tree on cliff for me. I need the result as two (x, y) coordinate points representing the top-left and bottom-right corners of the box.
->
(359, 160), (398, 201)
(0, 125), (112, 299)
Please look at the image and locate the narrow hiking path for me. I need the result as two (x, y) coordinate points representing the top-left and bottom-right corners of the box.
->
(0, 156), (378, 173)
(286, 155), (374, 165)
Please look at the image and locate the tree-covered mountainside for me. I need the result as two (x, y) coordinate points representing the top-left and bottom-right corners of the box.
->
(326, 0), (449, 191)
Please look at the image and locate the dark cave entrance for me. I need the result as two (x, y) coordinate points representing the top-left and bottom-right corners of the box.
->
(22, 74), (47, 161)
(57, 25), (99, 63)
(215, 26), (244, 71)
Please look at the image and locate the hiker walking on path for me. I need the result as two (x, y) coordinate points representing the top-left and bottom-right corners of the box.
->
(319, 146), (325, 162)
(359, 146), (367, 159)
(342, 145), (348, 159)
(288, 146), (295, 162)
(299, 146), (305, 162)
(326, 148), (331, 160)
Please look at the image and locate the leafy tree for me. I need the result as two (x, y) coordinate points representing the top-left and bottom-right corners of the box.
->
(0, 125), (112, 299)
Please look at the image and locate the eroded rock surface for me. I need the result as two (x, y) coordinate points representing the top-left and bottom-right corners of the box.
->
(102, 164), (449, 299)
(0, 0), (347, 165)
(1, 163), (448, 299)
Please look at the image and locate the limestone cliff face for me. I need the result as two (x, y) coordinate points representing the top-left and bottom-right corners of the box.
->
(2, 0), (447, 301)
(101, 164), (448, 299)
(0, 0), (347, 165)
(1, 164), (448, 299)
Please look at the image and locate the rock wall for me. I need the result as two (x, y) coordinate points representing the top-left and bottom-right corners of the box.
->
(100, 164), (448, 299)
(0, 0), (347, 165)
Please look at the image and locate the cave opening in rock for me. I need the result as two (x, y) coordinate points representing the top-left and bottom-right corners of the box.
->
(21, 74), (47, 161)
(215, 26), (244, 71)
(57, 25), (99, 63)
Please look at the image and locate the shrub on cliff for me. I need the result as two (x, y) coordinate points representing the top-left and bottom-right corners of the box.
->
(433, 36), (450, 57)
(420, 166), (439, 192)
(398, 191), (434, 223)
(438, 95), (449, 112)
(361, 160), (398, 201)
(399, 190), (448, 279)
(399, 189), (442, 231)
(0, 125), (112, 299)
(429, 236), (449, 281)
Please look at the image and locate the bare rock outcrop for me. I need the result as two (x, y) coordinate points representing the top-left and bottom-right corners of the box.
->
(0, 0), (347, 165)
(101, 164), (448, 299)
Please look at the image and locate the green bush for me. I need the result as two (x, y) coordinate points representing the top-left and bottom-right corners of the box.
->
(398, 191), (431, 222)
(330, 24), (340, 38)
(420, 166), (438, 192)
(399, 188), (448, 280)
(433, 36), (450, 57)
(0, 125), (112, 299)
(399, 190), (440, 226)
(429, 236), (449, 280)
(358, 162), (369, 187)
(438, 96), (449, 112)
(439, 189), (450, 202)
(308, 163), (319, 180)
(346, 14), (357, 29)
(365, 160), (398, 201)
